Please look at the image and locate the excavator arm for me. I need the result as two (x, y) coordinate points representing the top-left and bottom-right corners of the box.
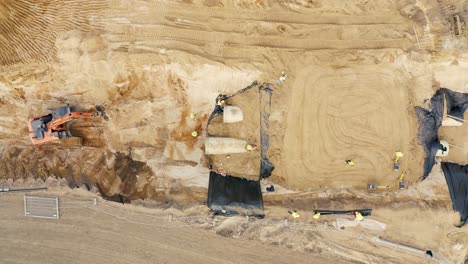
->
(48, 112), (96, 130)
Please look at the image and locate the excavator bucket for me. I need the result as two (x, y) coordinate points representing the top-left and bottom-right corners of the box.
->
(95, 105), (110, 121)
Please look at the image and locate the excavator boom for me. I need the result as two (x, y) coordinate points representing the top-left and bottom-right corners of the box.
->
(48, 112), (95, 129)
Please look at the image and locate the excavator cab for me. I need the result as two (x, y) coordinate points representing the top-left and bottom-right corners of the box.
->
(28, 105), (106, 145)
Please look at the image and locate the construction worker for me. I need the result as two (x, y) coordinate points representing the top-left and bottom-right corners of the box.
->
(216, 94), (226, 107)
(246, 144), (257, 151)
(346, 160), (355, 166)
(393, 151), (403, 170)
(277, 71), (288, 84)
(288, 210), (300, 219)
(313, 212), (321, 219)
(354, 212), (364, 221)
(191, 131), (198, 137)
(439, 144), (447, 154)
(217, 99), (225, 107)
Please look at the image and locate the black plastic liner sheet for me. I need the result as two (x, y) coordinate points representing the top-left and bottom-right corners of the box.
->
(415, 88), (468, 178)
(207, 172), (264, 217)
(441, 162), (468, 226)
(259, 84), (275, 178)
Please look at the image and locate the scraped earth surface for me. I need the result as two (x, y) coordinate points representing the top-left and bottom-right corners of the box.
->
(282, 65), (423, 190)
(1, 0), (468, 263)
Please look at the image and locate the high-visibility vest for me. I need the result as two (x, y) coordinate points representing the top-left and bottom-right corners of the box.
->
(355, 212), (364, 221)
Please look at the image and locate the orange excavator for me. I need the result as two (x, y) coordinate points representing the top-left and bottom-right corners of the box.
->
(28, 105), (107, 145)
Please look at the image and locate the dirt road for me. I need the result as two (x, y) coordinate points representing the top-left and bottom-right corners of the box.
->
(0, 192), (335, 264)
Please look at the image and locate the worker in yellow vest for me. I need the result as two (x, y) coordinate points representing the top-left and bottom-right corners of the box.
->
(354, 212), (364, 221)
(288, 210), (300, 219)
(217, 99), (225, 107)
(246, 144), (257, 151)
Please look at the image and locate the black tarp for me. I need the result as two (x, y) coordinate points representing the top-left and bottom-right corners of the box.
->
(415, 88), (468, 178)
(441, 162), (468, 226)
(259, 84), (275, 178)
(207, 172), (264, 217)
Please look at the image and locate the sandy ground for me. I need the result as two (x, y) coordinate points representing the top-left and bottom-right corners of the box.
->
(280, 64), (423, 190)
(1, 0), (468, 262)
(1, 186), (467, 264)
(0, 190), (337, 264)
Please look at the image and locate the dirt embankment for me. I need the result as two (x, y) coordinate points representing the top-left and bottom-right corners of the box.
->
(0, 145), (146, 199)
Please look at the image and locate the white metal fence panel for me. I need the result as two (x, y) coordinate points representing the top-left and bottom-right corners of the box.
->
(24, 195), (59, 219)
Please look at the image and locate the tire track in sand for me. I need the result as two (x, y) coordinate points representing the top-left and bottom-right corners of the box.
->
(107, 24), (412, 51)
(0, 0), (107, 65)
(282, 67), (414, 190)
(102, 0), (414, 58)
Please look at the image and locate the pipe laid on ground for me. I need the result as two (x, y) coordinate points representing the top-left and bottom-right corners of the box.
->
(448, 143), (465, 150)
(0, 187), (48, 192)
(372, 236), (427, 256)
(447, 114), (466, 123)
(371, 236), (452, 264)
(313, 209), (372, 216)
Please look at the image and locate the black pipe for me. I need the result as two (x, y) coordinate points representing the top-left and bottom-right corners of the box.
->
(313, 209), (372, 216)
